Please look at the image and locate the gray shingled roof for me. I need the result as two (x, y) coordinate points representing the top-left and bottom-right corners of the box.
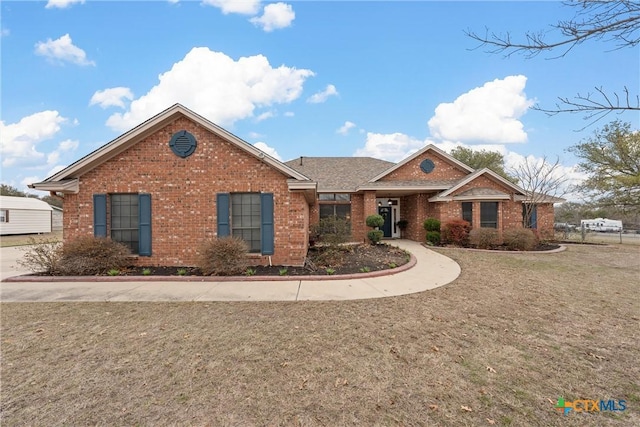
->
(358, 179), (461, 190)
(284, 157), (395, 192)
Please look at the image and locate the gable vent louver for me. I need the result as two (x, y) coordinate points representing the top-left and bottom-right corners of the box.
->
(169, 130), (197, 158)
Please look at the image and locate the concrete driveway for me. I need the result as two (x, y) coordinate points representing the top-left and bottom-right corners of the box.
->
(0, 240), (461, 302)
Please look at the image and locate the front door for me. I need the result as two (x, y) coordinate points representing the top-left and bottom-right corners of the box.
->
(378, 206), (392, 238)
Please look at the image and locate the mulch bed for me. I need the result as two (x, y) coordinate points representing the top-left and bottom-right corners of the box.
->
(117, 243), (410, 277)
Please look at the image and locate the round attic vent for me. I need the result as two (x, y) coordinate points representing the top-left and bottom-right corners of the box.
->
(420, 159), (435, 174)
(169, 130), (197, 158)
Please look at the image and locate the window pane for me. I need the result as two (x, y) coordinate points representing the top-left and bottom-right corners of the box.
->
(334, 194), (350, 201)
(231, 193), (261, 253)
(480, 202), (498, 228)
(319, 205), (335, 218)
(111, 194), (139, 254)
(462, 202), (473, 225)
(319, 194), (335, 201)
(335, 204), (351, 220)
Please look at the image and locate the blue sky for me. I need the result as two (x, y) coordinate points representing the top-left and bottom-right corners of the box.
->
(1, 0), (638, 194)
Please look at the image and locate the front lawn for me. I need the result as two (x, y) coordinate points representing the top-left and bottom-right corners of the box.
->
(1, 244), (638, 426)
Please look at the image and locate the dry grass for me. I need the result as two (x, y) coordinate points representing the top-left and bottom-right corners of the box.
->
(0, 231), (63, 248)
(2, 244), (639, 426)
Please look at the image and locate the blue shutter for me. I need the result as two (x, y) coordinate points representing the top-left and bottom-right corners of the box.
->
(217, 193), (230, 237)
(531, 205), (538, 229)
(93, 194), (107, 237)
(138, 194), (152, 256)
(261, 193), (274, 255)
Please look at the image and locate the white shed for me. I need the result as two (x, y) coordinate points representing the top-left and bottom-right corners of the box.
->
(0, 196), (53, 235)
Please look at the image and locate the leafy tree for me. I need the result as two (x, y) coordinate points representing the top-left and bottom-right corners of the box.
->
(450, 146), (518, 183)
(0, 184), (27, 197)
(40, 194), (63, 209)
(568, 120), (640, 213)
(466, 0), (640, 126)
(0, 183), (63, 208)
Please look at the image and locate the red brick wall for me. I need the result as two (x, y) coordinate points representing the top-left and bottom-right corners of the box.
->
(63, 116), (308, 266)
(380, 151), (469, 182)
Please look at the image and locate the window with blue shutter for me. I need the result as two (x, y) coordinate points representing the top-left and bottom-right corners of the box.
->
(138, 194), (152, 256)
(93, 194), (107, 237)
(220, 192), (275, 255)
(217, 193), (230, 237)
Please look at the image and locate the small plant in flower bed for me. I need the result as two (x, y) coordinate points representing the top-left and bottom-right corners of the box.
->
(20, 236), (131, 276)
(196, 236), (248, 276)
(469, 228), (501, 249)
(441, 219), (471, 246)
(325, 268), (336, 275)
(503, 228), (538, 251)
(107, 269), (120, 276)
(177, 268), (188, 276)
(245, 268), (257, 276)
(279, 268), (288, 276)
(142, 268), (152, 276)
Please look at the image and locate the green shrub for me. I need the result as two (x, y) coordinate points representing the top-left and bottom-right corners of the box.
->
(196, 237), (248, 276)
(503, 228), (538, 251)
(142, 268), (152, 276)
(425, 231), (441, 245)
(279, 268), (288, 276)
(423, 217), (441, 232)
(367, 230), (384, 244)
(366, 214), (385, 228)
(469, 228), (500, 249)
(311, 216), (351, 246)
(245, 267), (256, 276)
(441, 219), (471, 246)
(57, 236), (131, 276)
(18, 237), (62, 274)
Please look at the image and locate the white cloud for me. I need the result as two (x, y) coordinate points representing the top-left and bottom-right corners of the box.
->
(248, 131), (263, 139)
(202, 0), (261, 15)
(45, 0), (85, 9)
(284, 111), (295, 117)
(255, 111), (275, 122)
(253, 142), (282, 161)
(58, 139), (79, 152)
(0, 111), (68, 167)
(34, 34), (95, 66)
(354, 132), (425, 162)
(90, 87), (134, 109)
(337, 121), (356, 135)
(428, 75), (534, 144)
(106, 47), (314, 131)
(307, 84), (338, 104)
(250, 2), (295, 32)
(1, 28), (9, 37)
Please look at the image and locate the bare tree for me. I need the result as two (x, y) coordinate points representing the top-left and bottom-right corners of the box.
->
(512, 156), (569, 228)
(466, 0), (640, 127)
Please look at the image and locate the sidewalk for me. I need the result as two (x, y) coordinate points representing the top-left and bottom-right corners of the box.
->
(0, 240), (460, 302)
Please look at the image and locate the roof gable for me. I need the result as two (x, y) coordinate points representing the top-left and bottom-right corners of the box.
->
(369, 144), (474, 182)
(430, 168), (526, 201)
(33, 104), (310, 189)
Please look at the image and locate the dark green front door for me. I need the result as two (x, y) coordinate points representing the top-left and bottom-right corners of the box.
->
(378, 206), (392, 238)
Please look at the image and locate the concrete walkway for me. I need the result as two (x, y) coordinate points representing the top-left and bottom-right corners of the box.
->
(0, 240), (460, 302)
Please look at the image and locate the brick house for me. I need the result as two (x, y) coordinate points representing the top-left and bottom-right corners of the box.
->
(30, 104), (561, 267)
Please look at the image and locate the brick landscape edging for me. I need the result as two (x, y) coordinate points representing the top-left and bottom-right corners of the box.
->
(2, 254), (417, 283)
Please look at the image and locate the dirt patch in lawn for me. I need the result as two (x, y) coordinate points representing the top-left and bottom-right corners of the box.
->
(2, 244), (639, 426)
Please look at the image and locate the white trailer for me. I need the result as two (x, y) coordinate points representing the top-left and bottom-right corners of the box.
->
(0, 196), (53, 235)
(580, 218), (623, 232)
